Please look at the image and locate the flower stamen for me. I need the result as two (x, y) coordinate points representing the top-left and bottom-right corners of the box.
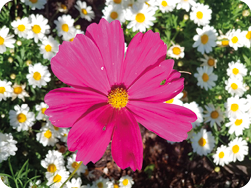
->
(108, 88), (128, 109)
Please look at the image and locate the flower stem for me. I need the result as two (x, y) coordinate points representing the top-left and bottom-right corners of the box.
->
(60, 161), (83, 188)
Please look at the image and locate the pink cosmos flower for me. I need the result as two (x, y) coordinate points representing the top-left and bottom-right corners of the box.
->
(45, 18), (197, 171)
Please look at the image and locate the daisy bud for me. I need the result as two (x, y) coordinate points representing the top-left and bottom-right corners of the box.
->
(1, 114), (5, 118)
(10, 73), (16, 80)
(238, 4), (243, 8)
(214, 166), (220, 172)
(8, 57), (13, 63)
(242, 10), (250, 17)
(26, 60), (32, 66)
(184, 14), (189, 20)
(16, 40), (22, 46)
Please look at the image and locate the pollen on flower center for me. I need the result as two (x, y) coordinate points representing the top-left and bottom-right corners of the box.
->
(222, 40), (229, 46)
(172, 47), (181, 55)
(136, 13), (145, 23)
(17, 113), (27, 123)
(62, 24), (69, 32)
(201, 34), (209, 44)
(41, 108), (47, 114)
(0, 36), (5, 45)
(113, 0), (122, 4)
(232, 145), (239, 154)
(231, 103), (239, 112)
(122, 179), (129, 186)
(234, 119), (242, 126)
(18, 24), (26, 32)
(108, 88), (128, 109)
(161, 1), (168, 7)
(110, 11), (118, 19)
(198, 137), (206, 146)
(207, 59), (215, 66)
(29, 0), (38, 3)
(47, 164), (57, 173)
(165, 98), (174, 104)
(81, 9), (88, 15)
(53, 174), (62, 183)
(231, 36), (238, 44)
(246, 31), (251, 39)
(44, 130), (52, 138)
(45, 45), (52, 52)
(232, 68), (239, 75)
(114, 185), (119, 188)
(218, 151), (224, 158)
(32, 25), (41, 34)
(71, 161), (79, 169)
(196, 11), (203, 19)
(0, 86), (6, 94)
(33, 72), (41, 81)
(14, 86), (22, 94)
(231, 83), (238, 90)
(97, 182), (103, 188)
(202, 73), (209, 82)
(210, 110), (219, 119)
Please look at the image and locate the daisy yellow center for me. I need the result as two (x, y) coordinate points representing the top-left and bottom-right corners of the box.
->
(44, 130), (52, 139)
(47, 164), (57, 173)
(41, 108), (47, 114)
(108, 88), (128, 109)
(198, 137), (207, 147)
(210, 110), (219, 119)
(172, 47), (181, 55)
(17, 113), (27, 123)
(29, 0), (38, 3)
(218, 151), (224, 158)
(202, 73), (209, 82)
(231, 83), (238, 90)
(246, 31), (251, 39)
(232, 145), (239, 154)
(71, 161), (79, 169)
(113, 0), (121, 3)
(136, 13), (145, 23)
(0, 87), (5, 94)
(84, 169), (89, 176)
(62, 24), (69, 32)
(207, 59), (215, 66)
(201, 34), (209, 44)
(165, 98), (174, 104)
(32, 25), (41, 34)
(232, 68), (239, 75)
(110, 11), (118, 20)
(33, 72), (41, 81)
(161, 1), (168, 7)
(231, 103), (239, 112)
(61, 4), (67, 10)
(122, 179), (129, 186)
(234, 119), (242, 126)
(18, 24), (26, 32)
(222, 40), (229, 46)
(52, 126), (58, 131)
(231, 36), (238, 44)
(97, 182), (103, 188)
(69, 38), (74, 42)
(0, 36), (4, 45)
(114, 185), (119, 188)
(45, 45), (52, 52)
(53, 174), (62, 183)
(81, 9), (88, 15)
(196, 11), (203, 19)
(14, 86), (23, 94)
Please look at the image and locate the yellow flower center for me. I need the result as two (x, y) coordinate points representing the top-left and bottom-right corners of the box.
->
(14, 86), (23, 94)
(17, 113), (27, 123)
(172, 47), (181, 55)
(198, 137), (207, 147)
(108, 88), (128, 109)
(246, 31), (251, 39)
(231, 103), (239, 112)
(53, 174), (62, 183)
(61, 4), (67, 10)
(196, 11), (203, 19)
(136, 13), (145, 23)
(210, 110), (219, 119)
(201, 34), (209, 44)
(234, 119), (242, 126)
(69, 38), (74, 42)
(0, 87), (6, 94)
(52, 126), (59, 131)
(218, 151), (224, 159)
(114, 185), (119, 188)
(232, 68), (239, 75)
(71, 162), (79, 169)
(110, 11), (118, 20)
(33, 72), (41, 81)
(0, 36), (4, 45)
(207, 59), (215, 66)
(32, 25), (41, 34)
(45, 45), (52, 52)
(202, 73), (209, 82)
(165, 98), (174, 104)
(161, 1), (168, 7)
(81, 9), (88, 15)
(232, 145), (239, 154)
(44, 130), (52, 139)
(221, 40), (229, 46)
(29, 0), (38, 3)
(113, 0), (121, 3)
(84, 169), (89, 176)
(62, 24), (69, 32)
(47, 164), (57, 173)
(97, 182), (103, 188)
(231, 83), (238, 90)
(231, 36), (238, 44)
(123, 179), (129, 186)
(18, 24), (26, 32)
(41, 108), (47, 114)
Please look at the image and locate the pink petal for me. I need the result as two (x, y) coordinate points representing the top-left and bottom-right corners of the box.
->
(85, 18), (124, 86)
(51, 34), (110, 95)
(44, 87), (108, 128)
(120, 30), (167, 88)
(111, 108), (143, 171)
(69, 105), (116, 164)
(127, 101), (197, 142)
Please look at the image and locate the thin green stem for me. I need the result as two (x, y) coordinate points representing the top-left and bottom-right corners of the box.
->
(167, 30), (179, 49)
(74, 15), (80, 23)
(60, 161), (83, 188)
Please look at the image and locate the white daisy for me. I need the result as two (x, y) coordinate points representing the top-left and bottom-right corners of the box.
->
(54, 15), (76, 41)
(51, 124), (64, 139)
(157, 0), (176, 13)
(0, 26), (16, 54)
(107, 180), (119, 188)
(11, 17), (31, 38)
(66, 153), (87, 176)
(194, 66), (218, 91)
(41, 150), (65, 174)
(213, 145), (230, 166)
(228, 137), (248, 162)
(29, 180), (41, 188)
(21, 0), (47, 10)
(35, 102), (48, 120)
(103, 4), (126, 23)
(191, 129), (215, 156)
(190, 3), (212, 26)
(92, 177), (109, 188)
(9, 104), (35, 132)
(242, 26), (251, 48)
(183, 101), (203, 128)
(164, 92), (183, 106)
(203, 103), (224, 127)
(228, 29), (244, 50)
(198, 54), (217, 68)
(226, 60), (247, 80)
(36, 122), (58, 146)
(11, 83), (29, 101)
(192, 25), (218, 54)
(75, 1), (95, 21)
(63, 29), (84, 42)
(84, 169), (95, 179)
(0, 79), (12, 101)
(216, 30), (230, 47)
(176, 0), (196, 12)
(225, 96), (248, 118)
(0, 133), (18, 163)
(46, 169), (69, 188)
(39, 36), (59, 61)
(167, 44), (185, 59)
(59, 128), (69, 142)
(126, 3), (156, 32)
(225, 114), (250, 136)
(56, 2), (68, 13)
(119, 175), (134, 188)
(225, 77), (246, 97)
(26, 63), (51, 88)
(28, 14), (50, 43)
(66, 177), (85, 188)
